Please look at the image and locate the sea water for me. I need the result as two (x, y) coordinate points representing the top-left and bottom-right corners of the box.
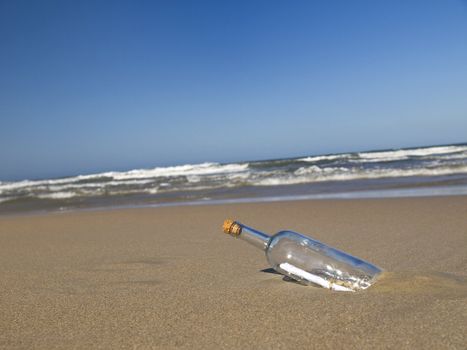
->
(1, 143), (467, 214)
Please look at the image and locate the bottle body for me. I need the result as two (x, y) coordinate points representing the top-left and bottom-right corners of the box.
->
(266, 230), (381, 291)
(223, 220), (382, 292)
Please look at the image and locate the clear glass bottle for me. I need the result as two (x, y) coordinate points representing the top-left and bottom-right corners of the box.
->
(222, 219), (382, 292)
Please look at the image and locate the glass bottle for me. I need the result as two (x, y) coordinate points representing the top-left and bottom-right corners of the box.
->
(222, 219), (382, 292)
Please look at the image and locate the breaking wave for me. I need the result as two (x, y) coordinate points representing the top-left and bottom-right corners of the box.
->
(1, 143), (467, 206)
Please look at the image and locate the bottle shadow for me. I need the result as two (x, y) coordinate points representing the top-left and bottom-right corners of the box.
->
(260, 268), (304, 284)
(260, 268), (281, 275)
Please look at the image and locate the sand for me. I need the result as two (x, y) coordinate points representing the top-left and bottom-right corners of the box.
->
(0, 196), (466, 349)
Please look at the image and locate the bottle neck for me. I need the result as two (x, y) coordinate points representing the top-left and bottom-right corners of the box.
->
(236, 223), (271, 251)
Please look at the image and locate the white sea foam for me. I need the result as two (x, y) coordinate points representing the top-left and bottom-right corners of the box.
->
(0, 163), (248, 193)
(104, 162), (249, 180)
(298, 146), (467, 165)
(0, 176), (99, 192)
(299, 154), (350, 162)
(186, 175), (201, 183)
(0, 197), (12, 204)
(253, 165), (467, 186)
(46, 179), (154, 192)
(294, 166), (349, 176)
(356, 145), (467, 162)
(226, 172), (250, 180)
(37, 192), (77, 200)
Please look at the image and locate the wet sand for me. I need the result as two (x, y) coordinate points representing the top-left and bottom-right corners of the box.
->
(0, 196), (466, 349)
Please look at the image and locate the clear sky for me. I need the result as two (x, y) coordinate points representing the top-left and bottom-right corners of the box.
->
(1, 1), (467, 181)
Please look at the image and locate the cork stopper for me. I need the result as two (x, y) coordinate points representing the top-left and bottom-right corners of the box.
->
(223, 219), (242, 236)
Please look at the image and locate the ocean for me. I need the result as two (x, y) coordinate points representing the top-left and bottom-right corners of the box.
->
(1, 143), (467, 214)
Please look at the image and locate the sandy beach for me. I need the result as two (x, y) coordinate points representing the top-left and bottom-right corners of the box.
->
(1, 196), (466, 349)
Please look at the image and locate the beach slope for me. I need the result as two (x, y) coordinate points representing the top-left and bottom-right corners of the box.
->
(1, 196), (466, 349)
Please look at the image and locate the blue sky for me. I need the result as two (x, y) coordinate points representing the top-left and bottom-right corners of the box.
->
(1, 0), (466, 180)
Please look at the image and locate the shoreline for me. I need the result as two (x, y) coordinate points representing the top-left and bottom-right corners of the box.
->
(2, 182), (467, 218)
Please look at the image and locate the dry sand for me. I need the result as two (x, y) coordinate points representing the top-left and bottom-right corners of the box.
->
(1, 196), (466, 349)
